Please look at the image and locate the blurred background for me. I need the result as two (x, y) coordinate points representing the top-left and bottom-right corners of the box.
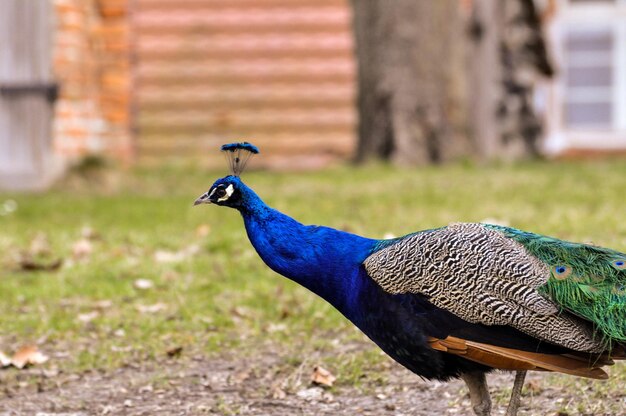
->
(1, 0), (625, 190)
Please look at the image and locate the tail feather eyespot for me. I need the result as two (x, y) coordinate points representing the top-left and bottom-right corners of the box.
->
(611, 259), (626, 270)
(551, 265), (573, 280)
(612, 284), (626, 296)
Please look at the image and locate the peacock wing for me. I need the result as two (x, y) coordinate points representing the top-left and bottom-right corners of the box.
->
(363, 223), (610, 353)
(487, 224), (626, 344)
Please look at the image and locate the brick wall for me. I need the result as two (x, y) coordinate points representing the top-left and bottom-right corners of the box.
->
(52, 0), (132, 162)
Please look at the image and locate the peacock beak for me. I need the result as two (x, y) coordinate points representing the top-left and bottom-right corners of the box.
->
(193, 191), (213, 206)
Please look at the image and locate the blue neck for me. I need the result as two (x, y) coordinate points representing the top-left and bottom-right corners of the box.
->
(237, 189), (377, 311)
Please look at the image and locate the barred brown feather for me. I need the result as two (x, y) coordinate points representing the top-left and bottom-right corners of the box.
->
(363, 223), (605, 352)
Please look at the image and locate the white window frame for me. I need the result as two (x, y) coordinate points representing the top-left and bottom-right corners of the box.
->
(544, 0), (626, 153)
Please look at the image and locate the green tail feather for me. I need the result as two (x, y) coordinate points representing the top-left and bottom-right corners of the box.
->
(485, 224), (626, 343)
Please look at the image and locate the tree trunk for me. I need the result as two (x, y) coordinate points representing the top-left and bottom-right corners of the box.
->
(468, 0), (503, 160)
(499, 0), (554, 158)
(469, 0), (554, 160)
(351, 0), (472, 165)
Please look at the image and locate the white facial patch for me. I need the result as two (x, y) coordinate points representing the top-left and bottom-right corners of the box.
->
(218, 184), (234, 202)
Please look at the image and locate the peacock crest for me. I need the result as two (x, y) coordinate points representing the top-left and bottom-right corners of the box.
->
(221, 141), (260, 176)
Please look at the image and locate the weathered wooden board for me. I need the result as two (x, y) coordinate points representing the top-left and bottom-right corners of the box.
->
(0, 0), (60, 190)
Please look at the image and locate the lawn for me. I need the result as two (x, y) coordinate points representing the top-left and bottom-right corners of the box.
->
(1, 159), (625, 414)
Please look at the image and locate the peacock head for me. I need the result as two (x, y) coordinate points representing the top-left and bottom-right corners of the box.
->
(193, 142), (260, 210)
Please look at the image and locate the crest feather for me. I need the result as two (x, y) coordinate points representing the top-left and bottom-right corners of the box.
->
(220, 141), (259, 176)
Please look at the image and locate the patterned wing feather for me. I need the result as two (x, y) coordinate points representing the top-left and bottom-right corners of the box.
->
(487, 224), (626, 344)
(363, 223), (607, 353)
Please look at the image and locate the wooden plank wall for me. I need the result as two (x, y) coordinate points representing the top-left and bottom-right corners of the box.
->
(0, 0), (57, 190)
(133, 0), (357, 168)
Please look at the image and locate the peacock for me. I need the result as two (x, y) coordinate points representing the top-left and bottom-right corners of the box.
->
(194, 142), (626, 416)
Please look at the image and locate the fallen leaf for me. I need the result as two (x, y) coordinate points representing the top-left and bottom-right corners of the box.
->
(296, 387), (324, 401)
(72, 238), (93, 259)
(81, 226), (100, 240)
(101, 405), (114, 415)
(139, 384), (153, 393)
(266, 323), (287, 333)
(199, 316), (214, 325)
(133, 279), (154, 290)
(279, 307), (291, 320)
(136, 303), (166, 314)
(29, 233), (50, 256)
(154, 250), (184, 263)
(229, 370), (250, 385)
(93, 299), (112, 309)
(77, 311), (99, 323)
(166, 346), (183, 358)
(311, 366), (336, 387)
(11, 345), (49, 369)
(0, 351), (11, 367)
(271, 385), (287, 399)
(195, 224), (211, 238)
(110, 345), (133, 352)
(42, 368), (59, 378)
(230, 306), (252, 319)
(162, 270), (180, 281)
(3, 199), (18, 213)
(526, 379), (542, 394)
(186, 244), (200, 255)
(19, 256), (62, 272)
(154, 245), (201, 263)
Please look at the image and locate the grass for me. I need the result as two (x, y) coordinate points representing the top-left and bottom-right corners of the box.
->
(1, 159), (626, 410)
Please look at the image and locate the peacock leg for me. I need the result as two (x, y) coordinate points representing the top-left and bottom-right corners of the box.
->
(460, 371), (492, 416)
(505, 370), (527, 416)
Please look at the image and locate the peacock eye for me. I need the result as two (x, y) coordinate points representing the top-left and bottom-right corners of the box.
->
(612, 259), (626, 270)
(613, 284), (626, 295)
(551, 265), (573, 280)
(214, 187), (226, 198)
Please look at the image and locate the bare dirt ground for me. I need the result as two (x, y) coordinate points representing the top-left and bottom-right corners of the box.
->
(0, 348), (604, 416)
